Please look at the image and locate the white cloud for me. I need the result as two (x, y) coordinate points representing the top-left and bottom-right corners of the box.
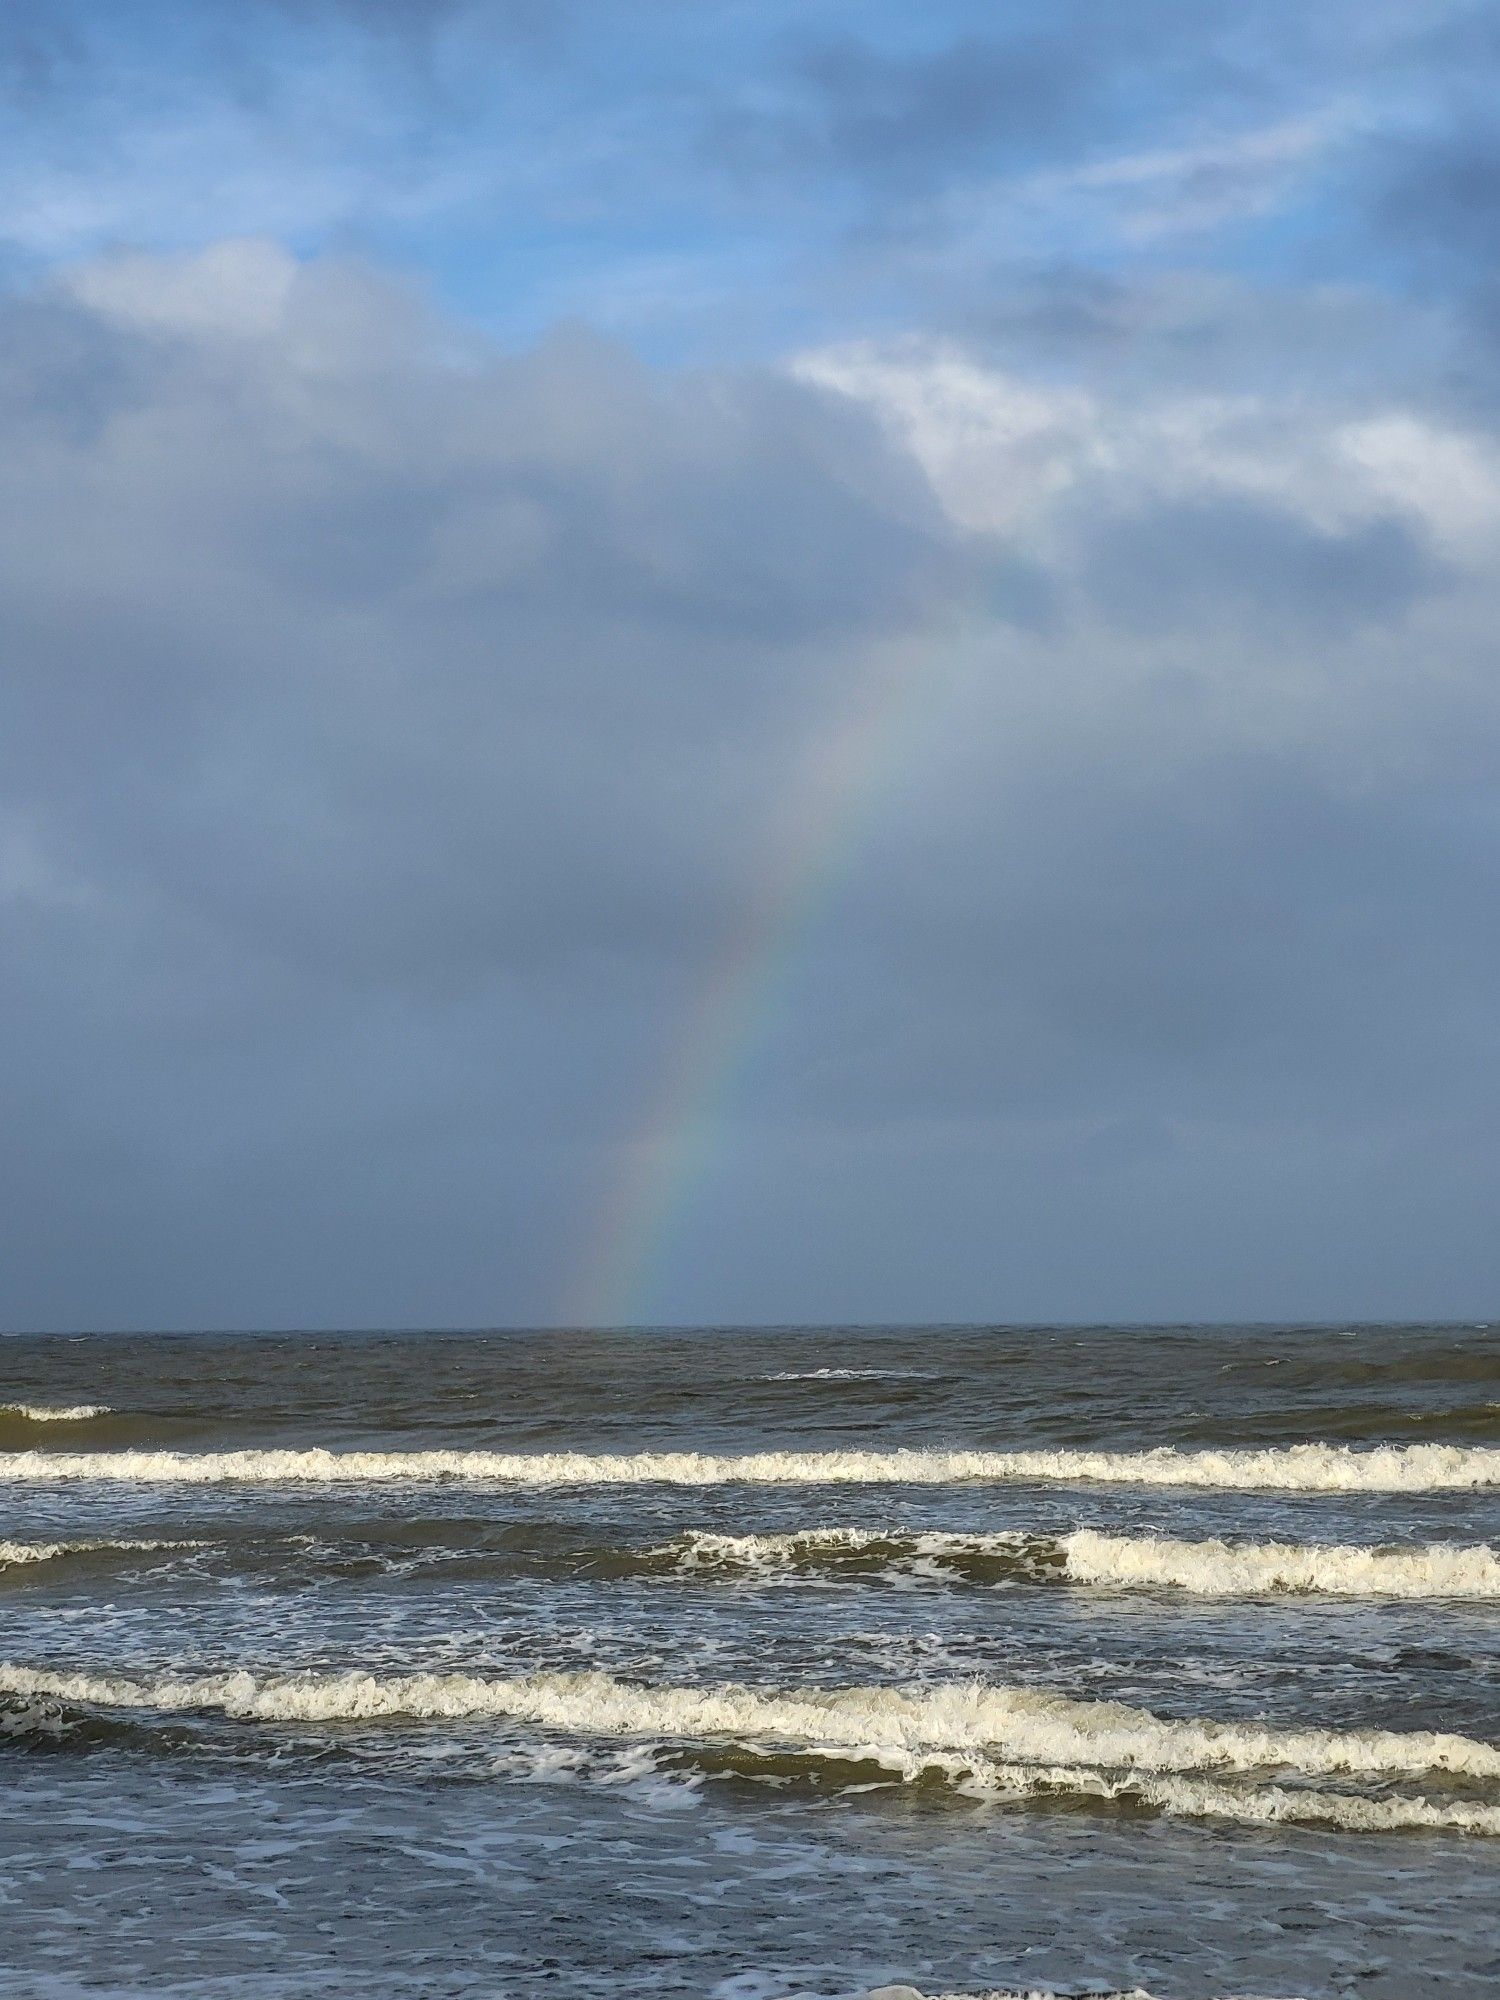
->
(793, 335), (1500, 563)
(1335, 415), (1500, 557)
(1023, 111), (1347, 244)
(793, 340), (1092, 533)
(62, 238), (300, 338)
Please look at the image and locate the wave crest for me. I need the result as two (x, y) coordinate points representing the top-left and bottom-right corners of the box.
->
(1059, 1529), (1500, 1597)
(0, 1403), (111, 1422)
(2, 1441), (1496, 1490)
(758, 1369), (936, 1382)
(652, 1526), (1500, 1598)
(0, 1538), (195, 1571)
(8, 1660), (1495, 1775)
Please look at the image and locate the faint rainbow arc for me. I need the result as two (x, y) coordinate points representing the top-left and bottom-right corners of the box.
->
(562, 615), (976, 1329)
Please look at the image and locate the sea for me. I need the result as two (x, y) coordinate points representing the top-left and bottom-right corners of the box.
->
(0, 1323), (1497, 2000)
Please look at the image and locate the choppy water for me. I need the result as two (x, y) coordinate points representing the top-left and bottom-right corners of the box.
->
(1, 1323), (1497, 1998)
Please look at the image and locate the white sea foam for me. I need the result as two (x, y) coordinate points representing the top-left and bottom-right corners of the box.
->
(759, 1369), (935, 1382)
(0, 1541), (81, 1568)
(845, 1989), (1292, 2000)
(1, 1442), (1495, 1490)
(656, 1526), (1500, 1598)
(4, 1661), (1497, 1826)
(845, 1989), (1289, 2000)
(661, 1526), (993, 1570)
(0, 1538), (193, 1569)
(0, 1403), (111, 1422)
(1058, 1529), (1500, 1598)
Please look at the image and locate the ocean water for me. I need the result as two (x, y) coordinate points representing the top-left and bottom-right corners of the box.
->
(0, 1324), (1497, 2000)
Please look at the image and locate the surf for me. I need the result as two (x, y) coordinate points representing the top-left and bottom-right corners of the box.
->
(649, 1526), (1500, 1597)
(0, 1404), (111, 1422)
(2, 1441), (1496, 1490)
(0, 1538), (194, 1571)
(4, 1661), (1496, 1834)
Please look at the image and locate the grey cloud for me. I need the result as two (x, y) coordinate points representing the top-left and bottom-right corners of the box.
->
(0, 255), (952, 1004)
(0, 249), (964, 1324)
(961, 270), (1450, 406)
(2, 245), (1498, 1326)
(1368, 120), (1500, 380)
(749, 32), (1098, 185)
(702, 14), (1144, 202)
(701, 2), (1380, 202)
(640, 733), (1500, 1324)
(1333, 13), (1500, 384)
(1074, 496), (1445, 637)
(1381, 124), (1500, 263)
(821, 754), (1498, 1115)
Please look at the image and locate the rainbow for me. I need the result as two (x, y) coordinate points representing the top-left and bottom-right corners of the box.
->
(562, 615), (977, 1329)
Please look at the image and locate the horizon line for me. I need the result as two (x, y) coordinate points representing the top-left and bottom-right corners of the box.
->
(2, 1316), (1491, 1338)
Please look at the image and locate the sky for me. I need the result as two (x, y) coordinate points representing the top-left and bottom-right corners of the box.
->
(2, 0), (1499, 1330)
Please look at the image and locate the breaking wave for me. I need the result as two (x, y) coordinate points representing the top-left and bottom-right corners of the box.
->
(758, 1369), (937, 1382)
(0, 1538), (194, 1571)
(649, 1526), (1049, 1585)
(651, 1526), (1500, 1598)
(1059, 1528), (1500, 1597)
(842, 1990), (1279, 2000)
(9, 1522), (1481, 1598)
(0, 1403), (111, 1422)
(2, 1442), (1496, 1490)
(2, 1661), (1495, 1834)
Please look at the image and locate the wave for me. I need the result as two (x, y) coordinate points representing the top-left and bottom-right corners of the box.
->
(651, 1526), (1500, 1598)
(0, 1537), (194, 1571)
(2, 1441), (1496, 1490)
(758, 1369), (936, 1382)
(1179, 1399), (1500, 1445)
(847, 1990), (1291, 2000)
(0, 1540), (90, 1569)
(849, 1992), (1175, 2000)
(1057, 1528), (1500, 1598)
(2, 1661), (1495, 1833)
(20, 1521), (1478, 1599)
(851, 1989), (1329, 2000)
(848, 1984), (1160, 2000)
(1223, 1342), (1498, 1392)
(649, 1526), (1047, 1584)
(8, 1660), (1493, 1776)
(0, 1402), (111, 1421)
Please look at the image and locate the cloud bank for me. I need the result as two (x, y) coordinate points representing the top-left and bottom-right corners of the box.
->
(1, 5), (1498, 1326)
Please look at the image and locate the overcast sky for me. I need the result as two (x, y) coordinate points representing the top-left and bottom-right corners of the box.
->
(2, 0), (1498, 1329)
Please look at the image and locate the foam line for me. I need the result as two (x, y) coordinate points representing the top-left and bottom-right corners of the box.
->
(0, 1538), (193, 1569)
(1057, 1528), (1500, 1597)
(655, 1526), (1500, 1597)
(0, 1403), (111, 1421)
(1, 1442), (1495, 1490)
(4, 1662), (1496, 1782)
